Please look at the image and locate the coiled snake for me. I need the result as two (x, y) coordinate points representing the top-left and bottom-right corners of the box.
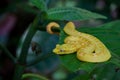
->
(52, 22), (111, 62)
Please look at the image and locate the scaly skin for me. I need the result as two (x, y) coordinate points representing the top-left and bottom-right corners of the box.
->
(53, 22), (111, 62)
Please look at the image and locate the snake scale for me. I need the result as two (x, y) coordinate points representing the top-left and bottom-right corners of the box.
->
(53, 22), (111, 62)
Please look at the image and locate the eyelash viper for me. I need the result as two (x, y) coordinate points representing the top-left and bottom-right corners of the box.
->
(52, 22), (111, 62)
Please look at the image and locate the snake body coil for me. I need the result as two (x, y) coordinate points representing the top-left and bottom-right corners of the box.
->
(53, 22), (111, 62)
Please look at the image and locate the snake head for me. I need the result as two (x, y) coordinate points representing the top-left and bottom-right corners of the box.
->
(53, 44), (77, 54)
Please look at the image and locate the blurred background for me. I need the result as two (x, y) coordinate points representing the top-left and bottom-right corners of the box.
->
(0, 0), (120, 80)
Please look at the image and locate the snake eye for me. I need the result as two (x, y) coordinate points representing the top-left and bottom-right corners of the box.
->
(60, 49), (65, 52)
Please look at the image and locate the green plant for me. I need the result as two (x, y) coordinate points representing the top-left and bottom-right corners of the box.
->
(0, 0), (120, 80)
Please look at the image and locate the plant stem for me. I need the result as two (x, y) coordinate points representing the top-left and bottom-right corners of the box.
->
(18, 25), (37, 64)
(13, 16), (39, 80)
(22, 73), (48, 80)
(0, 43), (16, 63)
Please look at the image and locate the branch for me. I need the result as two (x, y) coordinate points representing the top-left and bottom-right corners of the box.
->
(13, 15), (39, 80)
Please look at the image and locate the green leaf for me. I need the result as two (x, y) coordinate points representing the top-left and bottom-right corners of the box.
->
(58, 20), (120, 72)
(73, 73), (90, 80)
(47, 7), (107, 21)
(29, 0), (47, 11)
(89, 63), (120, 80)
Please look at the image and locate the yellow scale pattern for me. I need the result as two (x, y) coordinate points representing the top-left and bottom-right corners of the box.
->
(53, 22), (111, 62)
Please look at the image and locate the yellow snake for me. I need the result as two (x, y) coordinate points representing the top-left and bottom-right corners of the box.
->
(52, 22), (111, 62)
